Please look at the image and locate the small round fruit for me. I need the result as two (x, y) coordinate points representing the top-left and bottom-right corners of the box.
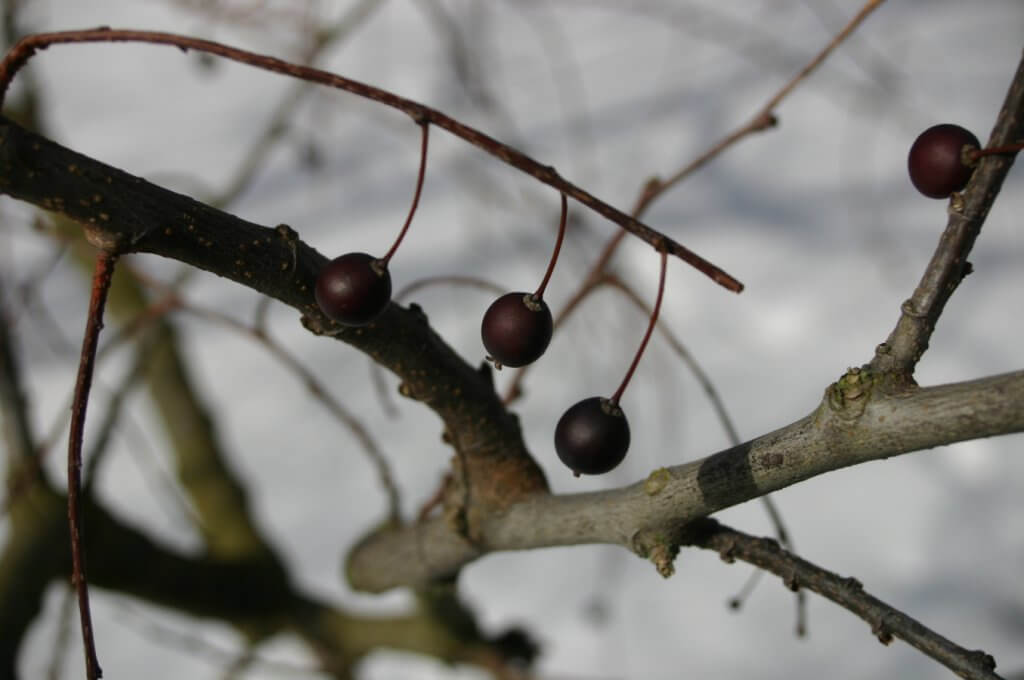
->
(315, 252), (392, 326)
(555, 397), (630, 476)
(481, 292), (553, 368)
(908, 123), (980, 198)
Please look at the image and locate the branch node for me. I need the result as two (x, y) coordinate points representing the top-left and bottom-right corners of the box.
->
(783, 570), (800, 592)
(649, 542), (679, 579)
(274, 223), (299, 274)
(643, 468), (672, 496)
(899, 299), (927, 319)
(825, 366), (876, 420)
(842, 576), (863, 592)
(407, 302), (429, 324)
(83, 222), (128, 254)
(871, 615), (894, 645)
(967, 649), (998, 672)
(718, 537), (737, 564)
(632, 530), (680, 578)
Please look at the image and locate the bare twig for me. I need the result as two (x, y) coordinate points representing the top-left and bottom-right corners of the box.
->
(642, 0), (888, 215)
(68, 249), (118, 680)
(685, 518), (1003, 680)
(0, 28), (742, 292)
(203, 0), (387, 208)
(871, 49), (1024, 383)
(505, 0), (887, 402)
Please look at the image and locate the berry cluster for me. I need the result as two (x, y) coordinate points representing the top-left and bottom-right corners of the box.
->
(314, 122), (671, 477)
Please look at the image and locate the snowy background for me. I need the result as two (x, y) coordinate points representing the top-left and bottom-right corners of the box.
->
(2, 1), (1023, 678)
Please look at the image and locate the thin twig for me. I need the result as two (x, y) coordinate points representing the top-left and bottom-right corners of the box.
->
(0, 28), (742, 293)
(871, 49), (1024, 383)
(686, 519), (1003, 680)
(642, 0), (888, 215)
(505, 0), (887, 403)
(206, 0), (387, 208)
(68, 249), (118, 680)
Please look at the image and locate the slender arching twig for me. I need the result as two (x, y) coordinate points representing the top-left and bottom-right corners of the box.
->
(68, 249), (118, 680)
(0, 28), (743, 293)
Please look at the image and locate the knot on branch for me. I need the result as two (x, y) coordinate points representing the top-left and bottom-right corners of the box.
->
(631, 529), (681, 578)
(643, 468), (672, 496)
(824, 366), (877, 422)
(871, 613), (894, 645)
(967, 649), (998, 672)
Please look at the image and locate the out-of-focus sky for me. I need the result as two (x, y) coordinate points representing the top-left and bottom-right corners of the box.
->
(3, 1), (1023, 678)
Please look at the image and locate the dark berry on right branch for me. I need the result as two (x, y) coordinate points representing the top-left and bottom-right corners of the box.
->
(481, 292), (553, 368)
(555, 397), (630, 476)
(907, 123), (980, 198)
(315, 252), (392, 326)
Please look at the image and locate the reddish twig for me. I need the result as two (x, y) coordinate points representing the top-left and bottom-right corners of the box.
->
(68, 250), (118, 680)
(503, 0), (887, 403)
(629, 0), (887, 221)
(0, 28), (742, 292)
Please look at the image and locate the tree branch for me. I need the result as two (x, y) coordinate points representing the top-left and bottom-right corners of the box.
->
(0, 29), (742, 292)
(0, 114), (550, 519)
(684, 518), (1002, 680)
(3, 112), (1021, 598)
(67, 250), (117, 680)
(871, 48), (1024, 383)
(346, 369), (1024, 591)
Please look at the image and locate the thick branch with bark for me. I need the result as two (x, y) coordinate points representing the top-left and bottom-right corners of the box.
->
(346, 369), (1024, 590)
(0, 114), (548, 518)
(1, 31), (1022, 680)
(2, 98), (1023, 593)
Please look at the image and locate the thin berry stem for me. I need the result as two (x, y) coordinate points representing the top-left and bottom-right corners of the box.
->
(610, 245), (667, 406)
(970, 141), (1024, 159)
(533, 192), (568, 299)
(382, 121), (429, 264)
(69, 250), (118, 680)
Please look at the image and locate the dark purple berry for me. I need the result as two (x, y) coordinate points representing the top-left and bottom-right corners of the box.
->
(908, 124), (980, 198)
(555, 397), (630, 476)
(315, 252), (391, 326)
(481, 292), (553, 368)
